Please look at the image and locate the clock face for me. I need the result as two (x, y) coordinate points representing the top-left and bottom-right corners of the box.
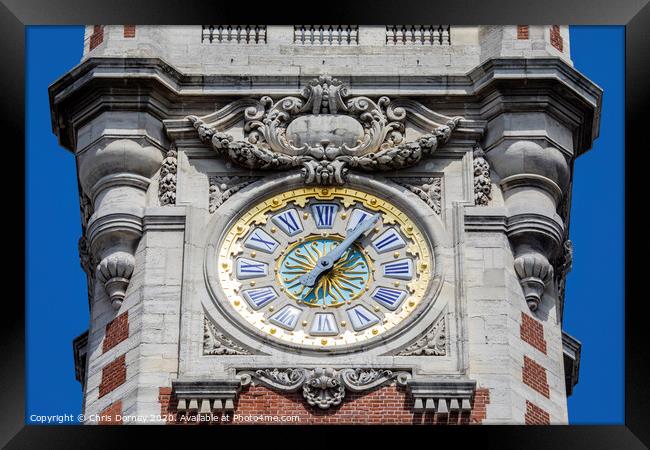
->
(216, 186), (433, 350)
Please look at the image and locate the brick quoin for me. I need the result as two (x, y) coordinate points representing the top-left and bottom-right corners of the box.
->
(517, 25), (529, 40)
(98, 400), (122, 425)
(123, 25), (136, 38)
(522, 355), (550, 398)
(89, 25), (104, 51)
(103, 312), (129, 353)
(550, 25), (563, 52)
(159, 385), (492, 425)
(99, 354), (126, 398)
(520, 312), (547, 354)
(469, 388), (490, 424)
(525, 400), (550, 425)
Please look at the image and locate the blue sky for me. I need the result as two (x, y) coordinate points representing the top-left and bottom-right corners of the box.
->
(25, 26), (624, 424)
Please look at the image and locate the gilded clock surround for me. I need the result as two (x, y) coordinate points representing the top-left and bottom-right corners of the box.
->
(215, 186), (433, 350)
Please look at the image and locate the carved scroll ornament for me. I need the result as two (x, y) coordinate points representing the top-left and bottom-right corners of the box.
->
(238, 367), (411, 410)
(187, 76), (462, 185)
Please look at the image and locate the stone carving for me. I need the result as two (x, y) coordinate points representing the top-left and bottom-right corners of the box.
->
(159, 147), (178, 206)
(396, 315), (446, 356)
(555, 240), (573, 318)
(79, 193), (93, 228)
(203, 317), (251, 355)
(208, 176), (258, 213)
(473, 146), (492, 206)
(514, 252), (554, 312)
(97, 251), (135, 309)
(187, 76), (462, 185)
(239, 367), (410, 410)
(78, 236), (95, 304)
(392, 177), (442, 214)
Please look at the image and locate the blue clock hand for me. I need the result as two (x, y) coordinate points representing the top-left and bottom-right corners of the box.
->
(298, 213), (380, 288)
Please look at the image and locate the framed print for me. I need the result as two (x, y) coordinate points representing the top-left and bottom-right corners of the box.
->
(5, 0), (647, 447)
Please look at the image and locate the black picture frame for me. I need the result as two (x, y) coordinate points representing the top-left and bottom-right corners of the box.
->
(3, 0), (647, 447)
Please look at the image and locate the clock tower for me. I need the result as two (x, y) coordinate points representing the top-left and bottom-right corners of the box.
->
(52, 25), (600, 424)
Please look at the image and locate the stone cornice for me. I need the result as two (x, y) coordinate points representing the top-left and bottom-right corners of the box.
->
(50, 57), (602, 155)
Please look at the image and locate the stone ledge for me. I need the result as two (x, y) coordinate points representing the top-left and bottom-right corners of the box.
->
(172, 379), (241, 414)
(406, 378), (477, 413)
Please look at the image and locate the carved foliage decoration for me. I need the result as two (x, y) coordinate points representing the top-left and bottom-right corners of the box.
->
(392, 177), (442, 214)
(203, 317), (251, 355)
(239, 367), (411, 410)
(78, 194), (95, 303)
(554, 239), (573, 318)
(209, 176), (258, 213)
(473, 146), (492, 206)
(187, 75), (462, 185)
(396, 315), (447, 356)
(159, 146), (178, 206)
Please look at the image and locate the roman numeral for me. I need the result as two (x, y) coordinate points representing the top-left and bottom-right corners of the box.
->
(371, 287), (406, 311)
(236, 258), (268, 279)
(272, 209), (303, 236)
(311, 203), (338, 229)
(244, 228), (279, 253)
(372, 228), (406, 252)
(346, 305), (380, 331)
(347, 208), (370, 231)
(310, 313), (338, 336)
(382, 259), (413, 280)
(242, 287), (277, 309)
(269, 305), (301, 330)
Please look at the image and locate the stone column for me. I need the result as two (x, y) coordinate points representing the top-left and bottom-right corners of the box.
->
(78, 137), (163, 309)
(483, 117), (571, 312)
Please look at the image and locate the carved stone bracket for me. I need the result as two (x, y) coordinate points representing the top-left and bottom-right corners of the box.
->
(513, 251), (554, 312)
(96, 251), (135, 309)
(406, 379), (476, 413)
(391, 177), (442, 215)
(238, 367), (411, 410)
(159, 146), (178, 206)
(208, 176), (258, 213)
(173, 379), (241, 414)
(203, 317), (252, 355)
(186, 75), (464, 185)
(395, 315), (447, 356)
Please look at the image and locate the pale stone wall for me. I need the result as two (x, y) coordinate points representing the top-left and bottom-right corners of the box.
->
(81, 25), (572, 76)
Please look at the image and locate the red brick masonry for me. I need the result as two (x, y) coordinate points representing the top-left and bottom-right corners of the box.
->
(124, 25), (136, 38)
(520, 312), (547, 354)
(550, 25), (563, 52)
(89, 25), (104, 50)
(103, 312), (129, 353)
(98, 400), (123, 425)
(159, 385), (492, 425)
(99, 354), (126, 398)
(517, 25), (529, 40)
(523, 355), (550, 398)
(525, 400), (550, 425)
